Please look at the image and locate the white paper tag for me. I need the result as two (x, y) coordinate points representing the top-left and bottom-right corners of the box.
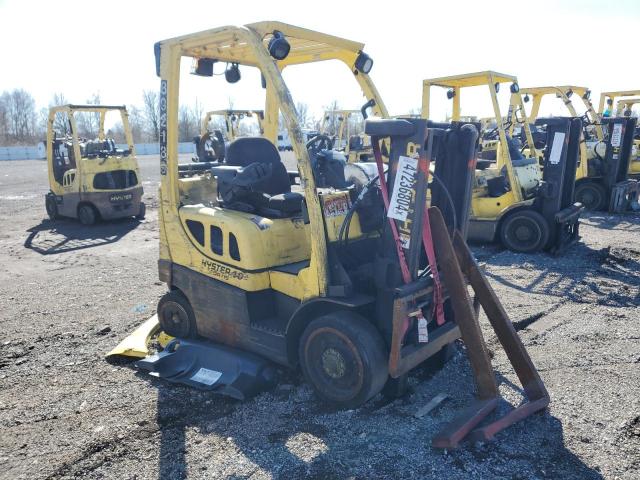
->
(611, 123), (623, 147)
(418, 316), (429, 343)
(190, 367), (222, 385)
(388, 156), (418, 221)
(548, 132), (566, 165)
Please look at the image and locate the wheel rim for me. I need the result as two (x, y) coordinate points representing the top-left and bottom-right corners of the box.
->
(160, 302), (190, 338)
(304, 327), (364, 403)
(507, 217), (541, 250)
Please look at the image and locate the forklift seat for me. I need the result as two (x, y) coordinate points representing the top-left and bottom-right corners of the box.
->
(225, 137), (291, 196)
(217, 138), (303, 216)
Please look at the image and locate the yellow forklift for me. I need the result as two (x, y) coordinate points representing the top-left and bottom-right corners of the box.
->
(599, 90), (640, 181)
(320, 109), (372, 162)
(510, 86), (638, 211)
(193, 109), (265, 162)
(422, 72), (584, 253)
(110, 23), (549, 447)
(45, 105), (145, 225)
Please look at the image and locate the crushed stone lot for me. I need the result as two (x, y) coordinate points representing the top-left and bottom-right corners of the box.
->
(0, 156), (639, 480)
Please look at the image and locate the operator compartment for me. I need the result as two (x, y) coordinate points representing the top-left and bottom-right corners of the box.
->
(178, 137), (311, 271)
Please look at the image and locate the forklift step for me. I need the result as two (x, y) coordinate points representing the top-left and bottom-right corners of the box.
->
(135, 338), (278, 400)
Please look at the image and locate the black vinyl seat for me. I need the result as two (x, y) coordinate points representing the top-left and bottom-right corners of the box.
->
(218, 137), (303, 217)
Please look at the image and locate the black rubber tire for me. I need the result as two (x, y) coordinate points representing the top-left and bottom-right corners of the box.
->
(500, 209), (550, 253)
(136, 202), (146, 220)
(157, 290), (198, 338)
(574, 181), (607, 211)
(299, 311), (388, 409)
(45, 194), (59, 220)
(77, 204), (97, 226)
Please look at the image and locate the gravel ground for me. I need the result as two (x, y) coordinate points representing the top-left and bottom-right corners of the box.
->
(0, 156), (638, 479)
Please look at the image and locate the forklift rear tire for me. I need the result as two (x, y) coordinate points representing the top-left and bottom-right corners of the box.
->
(136, 202), (146, 220)
(157, 290), (197, 338)
(78, 204), (97, 226)
(500, 210), (550, 253)
(45, 194), (59, 220)
(574, 182), (606, 211)
(299, 311), (388, 409)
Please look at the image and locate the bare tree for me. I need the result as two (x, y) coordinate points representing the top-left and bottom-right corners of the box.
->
(192, 98), (204, 133)
(178, 105), (197, 142)
(319, 99), (340, 135)
(76, 92), (101, 138)
(296, 101), (310, 127)
(0, 97), (8, 146)
(142, 90), (160, 141)
(127, 105), (144, 143)
(49, 93), (70, 135)
(0, 89), (38, 144)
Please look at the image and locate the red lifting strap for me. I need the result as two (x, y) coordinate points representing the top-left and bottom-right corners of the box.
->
(418, 157), (445, 326)
(372, 138), (445, 332)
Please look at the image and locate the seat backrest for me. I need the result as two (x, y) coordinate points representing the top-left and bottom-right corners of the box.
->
(225, 137), (280, 167)
(225, 137), (290, 195)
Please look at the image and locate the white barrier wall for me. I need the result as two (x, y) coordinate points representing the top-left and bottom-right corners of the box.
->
(0, 142), (195, 161)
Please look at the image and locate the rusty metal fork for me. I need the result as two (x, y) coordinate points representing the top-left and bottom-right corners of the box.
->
(428, 207), (550, 448)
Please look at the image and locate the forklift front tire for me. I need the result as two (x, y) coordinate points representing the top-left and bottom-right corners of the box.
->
(157, 290), (198, 339)
(574, 181), (606, 211)
(299, 311), (388, 409)
(78, 204), (97, 226)
(45, 194), (59, 220)
(500, 209), (550, 253)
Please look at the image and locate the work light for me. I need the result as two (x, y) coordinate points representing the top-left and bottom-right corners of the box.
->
(510, 83), (519, 94)
(268, 31), (291, 60)
(524, 94), (530, 103)
(446, 89), (455, 100)
(225, 63), (241, 83)
(582, 89), (591, 100)
(354, 52), (373, 74)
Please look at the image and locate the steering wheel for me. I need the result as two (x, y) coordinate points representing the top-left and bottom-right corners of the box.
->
(306, 134), (333, 154)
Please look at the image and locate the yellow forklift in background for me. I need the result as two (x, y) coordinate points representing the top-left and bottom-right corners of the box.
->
(422, 71), (583, 253)
(320, 109), (372, 162)
(45, 105), (145, 225)
(599, 90), (640, 181)
(511, 86), (638, 211)
(193, 109), (265, 163)
(109, 24), (550, 448)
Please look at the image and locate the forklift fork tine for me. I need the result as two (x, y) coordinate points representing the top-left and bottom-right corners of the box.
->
(428, 208), (499, 400)
(452, 231), (550, 402)
(428, 207), (550, 448)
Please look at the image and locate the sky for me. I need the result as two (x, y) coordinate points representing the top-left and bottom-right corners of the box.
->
(1, 0), (639, 123)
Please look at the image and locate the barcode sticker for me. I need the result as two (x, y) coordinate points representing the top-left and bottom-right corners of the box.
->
(388, 156), (418, 221)
(611, 123), (623, 147)
(548, 132), (566, 165)
(190, 367), (222, 385)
